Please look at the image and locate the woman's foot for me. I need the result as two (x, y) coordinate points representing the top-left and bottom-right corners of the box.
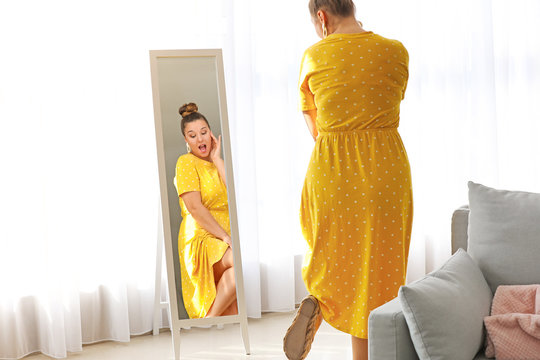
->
(283, 295), (323, 360)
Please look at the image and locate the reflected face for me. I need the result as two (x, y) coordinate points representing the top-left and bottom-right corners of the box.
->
(184, 119), (212, 159)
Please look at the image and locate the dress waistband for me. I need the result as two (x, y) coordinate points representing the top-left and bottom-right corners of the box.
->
(318, 127), (398, 135)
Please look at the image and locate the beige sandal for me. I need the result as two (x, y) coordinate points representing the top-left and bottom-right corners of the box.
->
(283, 295), (323, 360)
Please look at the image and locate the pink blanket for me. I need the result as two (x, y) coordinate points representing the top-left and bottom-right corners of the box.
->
(484, 284), (540, 359)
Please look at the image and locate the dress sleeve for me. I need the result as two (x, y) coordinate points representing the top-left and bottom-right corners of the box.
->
(174, 155), (200, 197)
(298, 49), (317, 111)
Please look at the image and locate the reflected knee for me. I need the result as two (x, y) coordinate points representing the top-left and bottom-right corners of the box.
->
(223, 249), (234, 268)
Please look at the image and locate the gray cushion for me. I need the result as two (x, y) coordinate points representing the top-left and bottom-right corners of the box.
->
(467, 181), (540, 293)
(398, 249), (492, 360)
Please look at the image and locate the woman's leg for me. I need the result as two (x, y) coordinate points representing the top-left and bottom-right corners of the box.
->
(221, 298), (238, 316)
(206, 248), (237, 317)
(212, 248), (231, 285)
(351, 336), (368, 360)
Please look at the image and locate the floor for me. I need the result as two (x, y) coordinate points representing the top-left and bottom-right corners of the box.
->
(24, 311), (353, 360)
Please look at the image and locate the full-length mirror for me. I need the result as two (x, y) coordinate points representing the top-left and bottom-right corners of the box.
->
(150, 49), (249, 357)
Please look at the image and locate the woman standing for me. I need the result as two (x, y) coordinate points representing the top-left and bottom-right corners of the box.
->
(283, 1), (413, 359)
(174, 103), (238, 319)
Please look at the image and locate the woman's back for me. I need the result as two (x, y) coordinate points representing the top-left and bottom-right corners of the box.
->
(299, 32), (409, 132)
(297, 30), (413, 341)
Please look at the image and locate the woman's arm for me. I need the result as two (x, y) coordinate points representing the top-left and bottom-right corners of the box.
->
(210, 133), (227, 187)
(303, 109), (318, 141)
(213, 157), (227, 187)
(181, 191), (231, 246)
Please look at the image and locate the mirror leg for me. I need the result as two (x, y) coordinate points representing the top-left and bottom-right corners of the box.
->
(154, 197), (167, 335)
(171, 328), (181, 360)
(240, 316), (251, 355)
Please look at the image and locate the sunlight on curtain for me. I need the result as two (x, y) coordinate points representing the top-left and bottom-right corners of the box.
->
(246, 0), (316, 311)
(357, 0), (540, 277)
(1, 0), (540, 358)
(1, 0), (199, 358)
(491, 0), (540, 189)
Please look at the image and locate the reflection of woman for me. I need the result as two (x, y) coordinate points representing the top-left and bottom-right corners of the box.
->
(174, 102), (238, 318)
(284, 1), (413, 360)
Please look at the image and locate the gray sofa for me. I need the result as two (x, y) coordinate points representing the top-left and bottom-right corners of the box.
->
(367, 205), (482, 360)
(368, 182), (540, 360)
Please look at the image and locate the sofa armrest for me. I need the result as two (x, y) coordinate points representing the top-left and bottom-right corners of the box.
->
(451, 205), (469, 254)
(368, 297), (419, 360)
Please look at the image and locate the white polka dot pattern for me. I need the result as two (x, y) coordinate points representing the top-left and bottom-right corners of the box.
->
(299, 32), (409, 132)
(298, 32), (413, 339)
(174, 154), (230, 319)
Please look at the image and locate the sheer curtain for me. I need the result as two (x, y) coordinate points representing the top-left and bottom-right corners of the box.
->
(368, 0), (540, 277)
(1, 0), (540, 358)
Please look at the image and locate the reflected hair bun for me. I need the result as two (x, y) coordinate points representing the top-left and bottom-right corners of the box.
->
(179, 102), (209, 136)
(179, 103), (198, 118)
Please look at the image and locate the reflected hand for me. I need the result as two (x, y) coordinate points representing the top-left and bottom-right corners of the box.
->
(210, 133), (222, 162)
(222, 235), (232, 247)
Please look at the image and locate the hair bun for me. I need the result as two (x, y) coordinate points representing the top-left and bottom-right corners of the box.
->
(179, 103), (198, 118)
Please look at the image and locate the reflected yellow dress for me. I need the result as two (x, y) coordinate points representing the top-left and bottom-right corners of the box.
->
(299, 32), (413, 338)
(174, 153), (230, 319)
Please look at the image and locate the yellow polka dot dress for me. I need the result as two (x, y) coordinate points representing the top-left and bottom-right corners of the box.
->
(174, 153), (230, 319)
(298, 32), (413, 338)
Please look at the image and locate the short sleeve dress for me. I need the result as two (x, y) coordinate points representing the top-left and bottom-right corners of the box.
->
(298, 31), (413, 338)
(174, 153), (230, 319)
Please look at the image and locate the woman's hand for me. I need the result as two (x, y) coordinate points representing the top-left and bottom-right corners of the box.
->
(222, 234), (232, 247)
(181, 191), (230, 242)
(210, 133), (227, 186)
(210, 132), (222, 162)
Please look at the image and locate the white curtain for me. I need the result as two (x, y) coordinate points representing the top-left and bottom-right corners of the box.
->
(1, 0), (540, 358)
(380, 0), (540, 277)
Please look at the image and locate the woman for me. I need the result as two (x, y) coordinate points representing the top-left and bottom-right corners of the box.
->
(283, 1), (413, 359)
(174, 102), (238, 318)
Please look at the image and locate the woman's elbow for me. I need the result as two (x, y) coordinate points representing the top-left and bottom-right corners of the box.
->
(185, 201), (203, 215)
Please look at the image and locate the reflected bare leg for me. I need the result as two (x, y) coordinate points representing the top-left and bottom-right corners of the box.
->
(206, 248), (236, 317)
(212, 247), (233, 283)
(221, 298), (238, 316)
(351, 336), (368, 360)
(206, 268), (236, 317)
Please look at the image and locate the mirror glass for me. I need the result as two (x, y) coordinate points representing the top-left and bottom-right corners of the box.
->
(152, 52), (239, 320)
